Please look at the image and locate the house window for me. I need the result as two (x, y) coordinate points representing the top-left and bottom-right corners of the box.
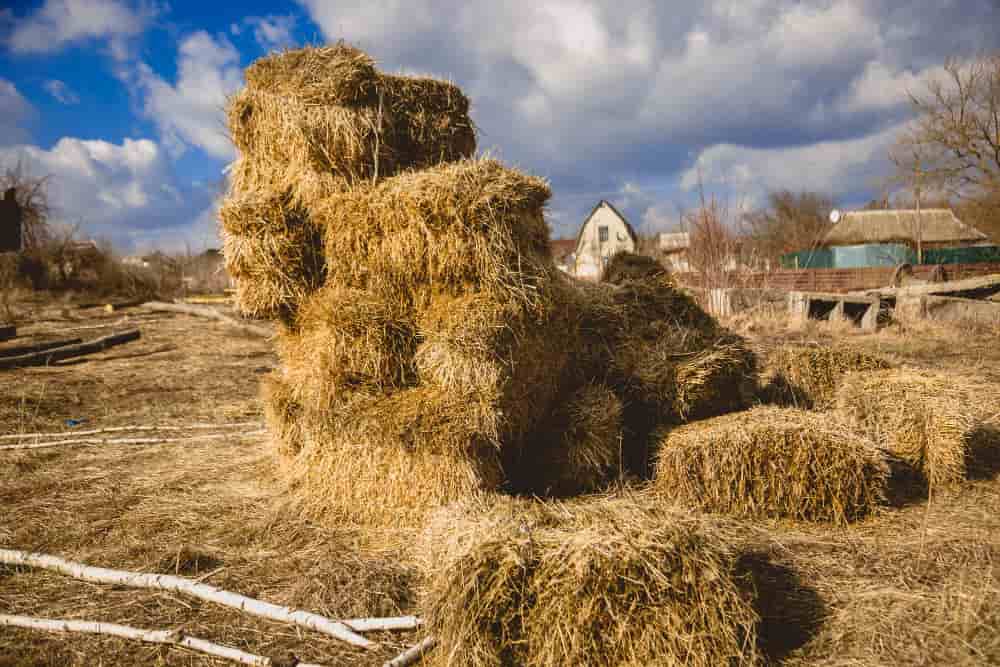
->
(598, 226), (609, 243)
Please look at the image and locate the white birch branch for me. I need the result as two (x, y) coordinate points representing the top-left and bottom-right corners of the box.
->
(0, 430), (267, 452)
(0, 422), (263, 441)
(0, 614), (320, 666)
(383, 636), (438, 667)
(0, 550), (376, 650)
(342, 616), (422, 632)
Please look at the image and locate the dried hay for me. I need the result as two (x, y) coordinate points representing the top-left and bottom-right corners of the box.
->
(264, 383), (504, 528)
(418, 494), (760, 667)
(228, 48), (475, 189)
(836, 370), (995, 488)
(522, 383), (624, 496)
(218, 192), (325, 320)
(313, 158), (552, 303)
(654, 406), (888, 524)
(602, 251), (668, 284)
(763, 345), (892, 409)
(278, 284), (416, 411)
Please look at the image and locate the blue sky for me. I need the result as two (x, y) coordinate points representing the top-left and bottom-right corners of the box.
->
(1, 0), (999, 251)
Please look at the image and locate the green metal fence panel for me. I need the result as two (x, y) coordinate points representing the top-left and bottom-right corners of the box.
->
(922, 245), (1000, 265)
(832, 244), (915, 268)
(779, 248), (833, 269)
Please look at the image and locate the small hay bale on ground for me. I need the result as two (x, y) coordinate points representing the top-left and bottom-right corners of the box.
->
(762, 345), (892, 409)
(653, 407), (888, 524)
(836, 370), (996, 488)
(418, 494), (760, 667)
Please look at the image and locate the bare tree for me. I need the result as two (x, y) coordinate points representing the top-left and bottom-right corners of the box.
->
(743, 190), (835, 266)
(682, 177), (740, 287)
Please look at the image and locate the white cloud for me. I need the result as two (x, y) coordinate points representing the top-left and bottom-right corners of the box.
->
(243, 15), (297, 50)
(836, 61), (944, 114)
(680, 121), (908, 199)
(0, 79), (33, 145)
(4, 0), (152, 59)
(136, 31), (242, 160)
(0, 136), (217, 250)
(43, 79), (80, 105)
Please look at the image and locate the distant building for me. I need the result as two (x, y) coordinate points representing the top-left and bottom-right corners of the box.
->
(658, 232), (690, 273)
(785, 208), (995, 269)
(572, 200), (638, 280)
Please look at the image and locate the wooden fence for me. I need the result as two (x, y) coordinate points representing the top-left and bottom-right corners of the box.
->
(676, 263), (1000, 294)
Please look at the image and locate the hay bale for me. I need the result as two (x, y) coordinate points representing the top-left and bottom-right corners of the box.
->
(313, 158), (552, 303)
(653, 406), (888, 524)
(836, 370), (992, 488)
(601, 251), (668, 284)
(419, 494), (760, 667)
(522, 383), (624, 496)
(268, 386), (505, 528)
(218, 192), (325, 321)
(673, 338), (759, 420)
(228, 49), (475, 189)
(277, 284), (417, 411)
(763, 345), (892, 409)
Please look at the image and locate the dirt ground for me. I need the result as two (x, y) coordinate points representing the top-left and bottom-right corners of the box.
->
(1, 295), (998, 666)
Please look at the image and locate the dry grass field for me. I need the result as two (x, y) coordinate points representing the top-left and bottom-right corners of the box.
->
(1, 295), (998, 666)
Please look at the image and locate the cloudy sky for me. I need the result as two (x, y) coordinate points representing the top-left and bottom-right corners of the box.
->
(1, 0), (998, 251)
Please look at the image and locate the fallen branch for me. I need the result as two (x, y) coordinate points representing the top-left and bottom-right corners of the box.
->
(0, 421), (263, 441)
(343, 616), (422, 632)
(0, 550), (376, 650)
(0, 338), (83, 358)
(0, 325), (14, 341)
(0, 430), (267, 451)
(76, 298), (147, 311)
(0, 614), (324, 666)
(383, 637), (438, 667)
(141, 301), (271, 338)
(0, 330), (141, 370)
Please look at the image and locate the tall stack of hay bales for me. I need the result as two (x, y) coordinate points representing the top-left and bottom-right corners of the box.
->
(222, 45), (758, 527)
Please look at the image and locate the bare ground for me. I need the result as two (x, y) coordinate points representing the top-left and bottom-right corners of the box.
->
(1, 298), (998, 665)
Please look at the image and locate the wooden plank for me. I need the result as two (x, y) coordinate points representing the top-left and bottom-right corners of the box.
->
(0, 338), (83, 358)
(0, 330), (141, 370)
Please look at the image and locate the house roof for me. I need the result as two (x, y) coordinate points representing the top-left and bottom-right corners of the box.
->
(575, 200), (639, 252)
(822, 209), (988, 246)
(549, 239), (577, 261)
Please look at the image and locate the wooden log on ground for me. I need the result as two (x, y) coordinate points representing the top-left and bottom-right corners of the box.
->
(0, 549), (377, 650)
(140, 301), (271, 338)
(0, 330), (141, 370)
(0, 325), (14, 341)
(0, 614), (325, 667)
(383, 637), (438, 667)
(0, 421), (263, 441)
(0, 429), (268, 452)
(75, 298), (147, 311)
(343, 616), (422, 632)
(0, 338), (83, 358)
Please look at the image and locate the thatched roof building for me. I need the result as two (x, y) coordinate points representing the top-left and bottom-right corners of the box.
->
(823, 209), (988, 248)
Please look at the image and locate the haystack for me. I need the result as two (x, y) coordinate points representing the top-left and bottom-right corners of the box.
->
(654, 406), (888, 524)
(762, 345), (892, 409)
(418, 494), (760, 667)
(836, 370), (995, 488)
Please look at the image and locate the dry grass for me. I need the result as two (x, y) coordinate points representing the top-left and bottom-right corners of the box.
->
(418, 493), (760, 667)
(762, 344), (892, 409)
(836, 369), (997, 489)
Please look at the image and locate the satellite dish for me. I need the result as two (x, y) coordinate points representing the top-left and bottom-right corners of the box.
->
(829, 209), (841, 224)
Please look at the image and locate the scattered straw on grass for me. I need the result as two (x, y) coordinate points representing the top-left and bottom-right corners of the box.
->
(836, 369), (995, 488)
(654, 406), (889, 524)
(762, 344), (892, 409)
(418, 493), (760, 667)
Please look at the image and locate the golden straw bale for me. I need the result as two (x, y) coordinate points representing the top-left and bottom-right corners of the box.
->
(419, 494), (760, 667)
(763, 345), (891, 409)
(654, 407), (888, 524)
(836, 370), (994, 488)
(273, 387), (505, 528)
(260, 372), (304, 458)
(244, 43), (379, 106)
(278, 284), (417, 410)
(524, 383), (624, 496)
(314, 158), (552, 303)
(673, 338), (759, 420)
(227, 156), (346, 209)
